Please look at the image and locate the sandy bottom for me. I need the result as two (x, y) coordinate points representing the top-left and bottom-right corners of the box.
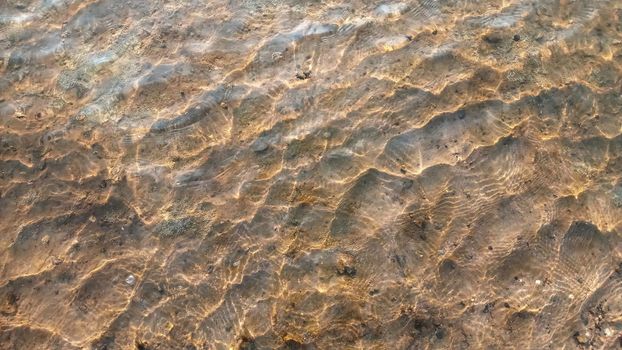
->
(1, 0), (622, 349)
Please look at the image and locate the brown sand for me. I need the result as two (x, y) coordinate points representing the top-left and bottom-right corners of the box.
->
(1, 0), (622, 349)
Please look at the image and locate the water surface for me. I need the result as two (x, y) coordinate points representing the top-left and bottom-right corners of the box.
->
(1, 0), (622, 349)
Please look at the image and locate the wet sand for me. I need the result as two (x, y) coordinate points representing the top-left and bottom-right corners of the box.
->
(1, 0), (622, 349)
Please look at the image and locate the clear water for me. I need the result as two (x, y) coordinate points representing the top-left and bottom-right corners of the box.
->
(1, 0), (622, 349)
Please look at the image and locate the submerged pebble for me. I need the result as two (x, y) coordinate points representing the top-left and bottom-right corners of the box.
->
(251, 138), (269, 152)
(125, 274), (136, 286)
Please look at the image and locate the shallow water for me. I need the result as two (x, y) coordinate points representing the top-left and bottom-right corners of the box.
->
(1, 0), (622, 349)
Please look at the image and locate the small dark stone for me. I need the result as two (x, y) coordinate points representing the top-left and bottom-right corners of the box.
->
(440, 259), (457, 274)
(435, 328), (445, 339)
(295, 71), (311, 80)
(483, 302), (495, 313)
(432, 29), (438, 35)
(135, 340), (150, 350)
(513, 34), (521, 42)
(488, 246), (493, 250)
(337, 265), (357, 277)
(503, 302), (510, 308)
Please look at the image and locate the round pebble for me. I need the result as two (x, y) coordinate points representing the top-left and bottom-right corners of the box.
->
(251, 139), (269, 152)
(126, 274), (136, 286)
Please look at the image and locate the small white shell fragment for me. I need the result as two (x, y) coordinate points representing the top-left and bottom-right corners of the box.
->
(126, 274), (136, 286)
(535, 279), (542, 286)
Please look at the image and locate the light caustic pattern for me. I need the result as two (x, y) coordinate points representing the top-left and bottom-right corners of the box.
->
(1, 0), (622, 349)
